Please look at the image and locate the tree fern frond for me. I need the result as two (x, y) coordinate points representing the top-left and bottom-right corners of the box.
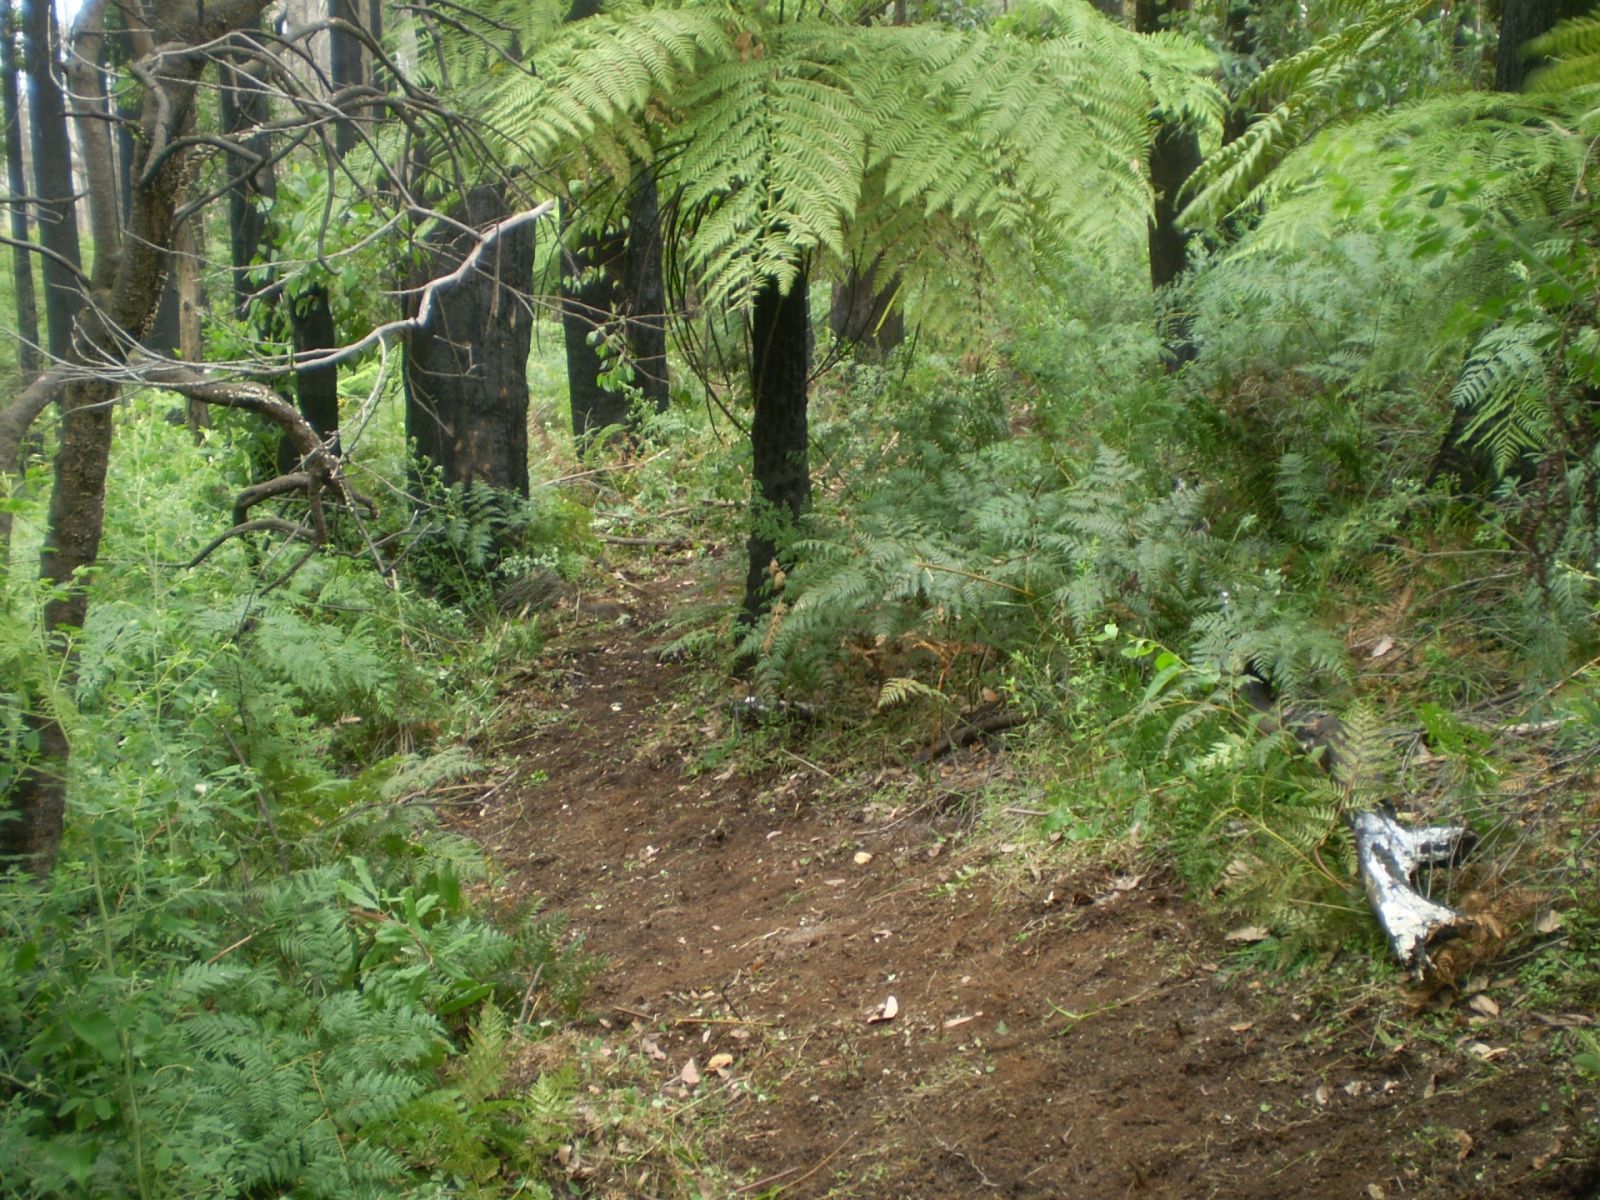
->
(1527, 12), (1600, 93)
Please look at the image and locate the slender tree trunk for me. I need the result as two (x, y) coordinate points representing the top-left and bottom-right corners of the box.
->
(219, 52), (277, 319)
(21, 0), (81, 362)
(329, 0), (362, 155)
(742, 267), (812, 627)
(404, 184), (536, 497)
(1496, 0), (1588, 91)
(1136, 0), (1203, 367)
(279, 284), (339, 472)
(560, 0), (669, 444)
(622, 171), (669, 414)
(829, 254), (903, 359)
(1222, 0), (1256, 145)
(562, 176), (672, 442)
(562, 206), (631, 442)
(274, 0), (363, 463)
(65, 0), (118, 270)
(2, 0), (39, 386)
(4, 0), (238, 874)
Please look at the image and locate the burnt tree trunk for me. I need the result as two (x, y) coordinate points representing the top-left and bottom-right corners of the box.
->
(404, 184), (536, 498)
(2, 0), (39, 386)
(561, 0), (668, 443)
(829, 255), (904, 360)
(219, 51), (276, 319)
(280, 284), (339, 472)
(1136, 0), (1203, 367)
(561, 205), (630, 442)
(1222, 0), (1256, 145)
(562, 173), (671, 444)
(622, 172), (669, 415)
(21, 0), (81, 362)
(741, 267), (812, 627)
(329, 0), (362, 155)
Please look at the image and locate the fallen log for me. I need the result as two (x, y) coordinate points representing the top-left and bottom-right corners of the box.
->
(1238, 671), (1476, 978)
(1348, 807), (1475, 977)
(913, 710), (1027, 763)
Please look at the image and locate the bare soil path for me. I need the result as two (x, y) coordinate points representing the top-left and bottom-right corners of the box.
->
(456, 566), (1599, 1200)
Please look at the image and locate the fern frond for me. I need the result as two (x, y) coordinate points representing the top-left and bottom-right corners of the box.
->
(1527, 13), (1600, 94)
(1182, 0), (1435, 227)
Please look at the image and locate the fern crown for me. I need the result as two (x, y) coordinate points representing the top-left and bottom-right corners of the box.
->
(482, 0), (1222, 310)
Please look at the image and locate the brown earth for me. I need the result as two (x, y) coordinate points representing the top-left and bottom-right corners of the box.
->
(455, 564), (1600, 1200)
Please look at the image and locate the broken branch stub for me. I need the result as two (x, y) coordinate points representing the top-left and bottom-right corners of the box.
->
(1349, 808), (1475, 978)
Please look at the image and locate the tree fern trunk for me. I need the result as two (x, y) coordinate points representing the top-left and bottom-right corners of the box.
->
(829, 256), (903, 360)
(1137, 0), (1202, 367)
(562, 174), (672, 444)
(220, 42), (275, 320)
(742, 267), (812, 627)
(562, 207), (632, 444)
(280, 285), (340, 473)
(622, 171), (670, 415)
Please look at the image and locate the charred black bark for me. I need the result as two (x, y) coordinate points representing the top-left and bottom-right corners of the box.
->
(219, 45), (276, 319)
(742, 268), (812, 627)
(829, 256), (904, 360)
(280, 284), (340, 473)
(329, 0), (363, 156)
(1136, 0), (1203, 368)
(21, 0), (81, 362)
(562, 174), (671, 444)
(1221, 0), (1256, 145)
(562, 206), (631, 443)
(1, 0), (38, 384)
(404, 184), (536, 497)
(559, 0), (669, 442)
(622, 173), (669, 415)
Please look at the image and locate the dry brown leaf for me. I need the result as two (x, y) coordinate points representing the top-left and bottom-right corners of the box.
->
(867, 995), (899, 1024)
(1314, 1084), (1330, 1106)
(641, 1037), (666, 1061)
(853, 851), (874, 866)
(680, 1059), (701, 1087)
(707, 1052), (734, 1071)
(1229, 1021), (1254, 1034)
(1225, 925), (1270, 943)
(1535, 909), (1565, 935)
(1468, 994), (1500, 1019)
(943, 1013), (981, 1029)
(1455, 1130), (1474, 1163)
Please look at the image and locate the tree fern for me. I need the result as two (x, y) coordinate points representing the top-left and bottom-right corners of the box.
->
(483, 0), (1222, 314)
(1181, 0), (1442, 228)
(1527, 10), (1600, 94)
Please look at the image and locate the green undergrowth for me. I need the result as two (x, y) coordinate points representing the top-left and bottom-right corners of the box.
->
(722, 176), (1600, 984)
(0, 400), (613, 1199)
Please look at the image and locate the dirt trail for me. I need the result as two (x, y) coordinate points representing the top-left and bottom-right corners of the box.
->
(456, 567), (1598, 1200)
